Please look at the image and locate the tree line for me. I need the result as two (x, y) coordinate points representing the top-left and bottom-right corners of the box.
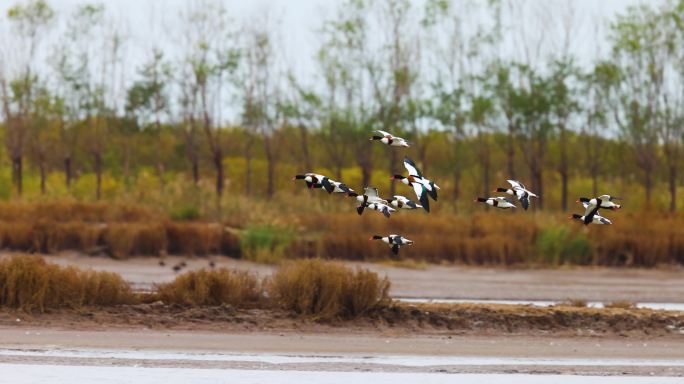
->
(1, 0), (683, 211)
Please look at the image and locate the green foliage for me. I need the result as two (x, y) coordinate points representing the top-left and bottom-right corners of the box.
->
(535, 226), (591, 266)
(240, 224), (294, 263)
(170, 205), (201, 221)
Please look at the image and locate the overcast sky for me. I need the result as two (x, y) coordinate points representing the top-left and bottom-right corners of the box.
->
(0, 0), (656, 123)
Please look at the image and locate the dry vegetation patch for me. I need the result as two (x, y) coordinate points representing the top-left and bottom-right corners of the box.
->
(156, 268), (263, 307)
(0, 255), (135, 312)
(269, 259), (391, 320)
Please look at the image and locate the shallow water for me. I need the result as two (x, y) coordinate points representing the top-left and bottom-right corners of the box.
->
(396, 297), (684, 311)
(3, 364), (682, 384)
(1, 348), (684, 368)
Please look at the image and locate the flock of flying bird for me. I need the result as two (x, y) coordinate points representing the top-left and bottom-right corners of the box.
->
(293, 130), (623, 256)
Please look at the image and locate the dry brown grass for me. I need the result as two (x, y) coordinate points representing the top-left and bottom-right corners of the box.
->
(604, 301), (637, 309)
(0, 255), (135, 312)
(156, 268), (263, 307)
(104, 223), (167, 259)
(269, 259), (390, 320)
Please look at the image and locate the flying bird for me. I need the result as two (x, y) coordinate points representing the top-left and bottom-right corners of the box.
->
(495, 179), (538, 210)
(570, 202), (612, 225)
(293, 173), (353, 194)
(358, 202), (396, 218)
(391, 156), (440, 212)
(576, 195), (622, 225)
(474, 196), (517, 209)
(370, 234), (414, 256)
(369, 130), (410, 147)
(390, 195), (423, 210)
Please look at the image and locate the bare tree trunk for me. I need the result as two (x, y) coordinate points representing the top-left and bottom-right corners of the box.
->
(389, 150), (397, 196)
(479, 131), (490, 196)
(669, 163), (676, 212)
(559, 125), (568, 211)
(213, 150), (224, 197)
(264, 136), (275, 198)
(191, 155), (200, 185)
(298, 124), (311, 171)
(244, 139), (253, 195)
(39, 157), (46, 195)
(452, 167), (461, 209)
(507, 122), (516, 178)
(64, 156), (72, 188)
(12, 156), (22, 196)
(94, 152), (102, 200)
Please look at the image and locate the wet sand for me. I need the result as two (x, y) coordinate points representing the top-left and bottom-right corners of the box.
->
(1, 327), (684, 376)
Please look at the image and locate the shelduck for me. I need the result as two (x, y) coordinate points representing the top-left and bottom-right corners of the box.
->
(474, 196), (517, 209)
(391, 156), (440, 212)
(369, 130), (410, 147)
(390, 195), (422, 210)
(293, 173), (352, 194)
(358, 202), (396, 218)
(495, 179), (538, 210)
(348, 187), (389, 206)
(570, 202), (612, 225)
(576, 195), (622, 225)
(370, 234), (414, 255)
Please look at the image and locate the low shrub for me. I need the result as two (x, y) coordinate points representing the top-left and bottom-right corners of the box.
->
(268, 259), (390, 320)
(104, 223), (167, 259)
(241, 225), (293, 263)
(156, 268), (263, 307)
(604, 301), (636, 309)
(0, 255), (135, 312)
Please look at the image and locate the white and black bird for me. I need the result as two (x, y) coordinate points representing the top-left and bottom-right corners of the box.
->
(359, 202), (396, 218)
(474, 196), (517, 209)
(570, 202), (612, 225)
(495, 180), (538, 210)
(369, 130), (410, 147)
(348, 187), (389, 206)
(293, 173), (327, 189)
(390, 195), (423, 210)
(370, 234), (414, 256)
(391, 156), (440, 212)
(576, 195), (622, 225)
(293, 173), (352, 194)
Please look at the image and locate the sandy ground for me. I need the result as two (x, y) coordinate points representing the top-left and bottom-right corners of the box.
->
(4, 252), (684, 377)
(1, 327), (683, 376)
(27, 252), (684, 303)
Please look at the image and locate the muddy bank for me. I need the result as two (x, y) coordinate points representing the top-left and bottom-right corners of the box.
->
(2, 301), (683, 338)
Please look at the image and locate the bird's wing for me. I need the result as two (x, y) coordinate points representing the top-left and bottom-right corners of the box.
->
(375, 130), (392, 137)
(507, 179), (524, 189)
(356, 205), (365, 215)
(412, 183), (430, 213)
(427, 181), (438, 201)
(520, 193), (530, 210)
(403, 156), (423, 177)
(336, 183), (352, 193)
(321, 177), (334, 194)
(391, 244), (400, 256)
(582, 202), (589, 209)
(584, 201), (601, 225)
(364, 187), (380, 198)
(406, 200), (417, 209)
(381, 206), (391, 218)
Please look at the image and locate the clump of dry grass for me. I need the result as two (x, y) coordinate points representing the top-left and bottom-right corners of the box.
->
(604, 301), (637, 309)
(268, 259), (390, 320)
(557, 299), (588, 308)
(0, 255), (135, 312)
(104, 223), (167, 259)
(156, 268), (263, 307)
(166, 222), (226, 256)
